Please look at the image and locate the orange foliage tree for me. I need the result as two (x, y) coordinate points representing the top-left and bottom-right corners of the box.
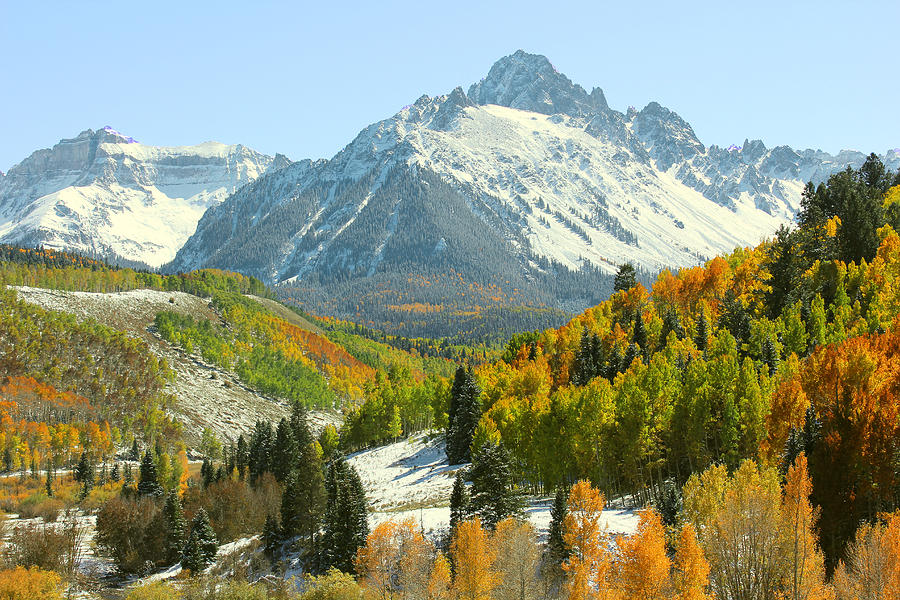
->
(451, 517), (497, 600)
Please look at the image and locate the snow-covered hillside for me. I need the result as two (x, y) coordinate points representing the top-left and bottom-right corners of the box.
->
(0, 127), (276, 267)
(347, 433), (637, 539)
(9, 286), (339, 442)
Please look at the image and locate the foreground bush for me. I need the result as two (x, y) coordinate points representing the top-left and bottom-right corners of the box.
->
(0, 566), (63, 600)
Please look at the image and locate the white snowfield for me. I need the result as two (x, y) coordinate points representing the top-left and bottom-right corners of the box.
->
(347, 433), (638, 539)
(0, 128), (273, 268)
(404, 103), (796, 273)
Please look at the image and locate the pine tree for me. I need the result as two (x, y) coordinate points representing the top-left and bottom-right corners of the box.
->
(445, 367), (465, 462)
(321, 458), (369, 573)
(632, 309), (648, 357)
(547, 485), (569, 566)
(235, 434), (248, 478)
(762, 336), (779, 376)
(123, 462), (134, 488)
(74, 452), (94, 499)
(45, 464), (53, 498)
(660, 308), (685, 346)
(110, 462), (120, 483)
(614, 262), (637, 293)
(272, 418), (299, 482)
(248, 420), (274, 482)
(446, 368), (482, 465)
(137, 450), (163, 497)
(468, 442), (523, 530)
(182, 508), (217, 574)
(290, 402), (314, 455)
(162, 490), (187, 564)
(694, 309), (709, 353)
(263, 514), (281, 560)
(182, 530), (204, 575)
(621, 342), (641, 370)
(73, 452), (92, 485)
(449, 470), (470, 534)
(130, 439), (140, 461)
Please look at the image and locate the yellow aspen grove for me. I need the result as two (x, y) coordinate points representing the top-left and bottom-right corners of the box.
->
(781, 453), (831, 600)
(355, 519), (429, 600)
(492, 517), (541, 600)
(427, 551), (453, 600)
(452, 517), (498, 600)
(672, 523), (712, 600)
(562, 480), (611, 600)
(614, 508), (671, 600)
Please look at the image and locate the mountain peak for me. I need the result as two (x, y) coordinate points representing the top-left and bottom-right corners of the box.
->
(467, 50), (603, 117)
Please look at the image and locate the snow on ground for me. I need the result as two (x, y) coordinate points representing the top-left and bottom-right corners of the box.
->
(347, 433), (638, 539)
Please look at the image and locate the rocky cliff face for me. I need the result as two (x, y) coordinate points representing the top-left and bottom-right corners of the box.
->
(0, 127), (276, 267)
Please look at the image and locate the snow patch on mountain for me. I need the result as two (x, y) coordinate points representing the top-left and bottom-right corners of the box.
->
(0, 128), (274, 267)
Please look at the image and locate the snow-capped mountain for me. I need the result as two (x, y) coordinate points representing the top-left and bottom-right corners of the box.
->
(0, 127), (276, 267)
(171, 50), (898, 292)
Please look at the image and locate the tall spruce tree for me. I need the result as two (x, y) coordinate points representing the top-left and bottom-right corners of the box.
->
(235, 434), (249, 478)
(320, 457), (369, 573)
(694, 309), (709, 353)
(449, 470), (470, 534)
(446, 368), (481, 465)
(467, 442), (523, 530)
(137, 450), (164, 497)
(614, 262), (637, 293)
(633, 309), (648, 358)
(547, 485), (570, 566)
(248, 420), (274, 482)
(182, 508), (217, 574)
(272, 418), (299, 483)
(163, 490), (187, 564)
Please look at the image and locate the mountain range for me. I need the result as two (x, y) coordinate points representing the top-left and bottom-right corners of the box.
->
(0, 127), (276, 267)
(3, 50), (898, 336)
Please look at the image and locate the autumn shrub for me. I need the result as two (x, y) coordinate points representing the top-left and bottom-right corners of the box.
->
(95, 495), (164, 573)
(3, 522), (70, 571)
(16, 493), (65, 522)
(0, 566), (63, 600)
(125, 581), (178, 600)
(300, 569), (364, 600)
(183, 474), (280, 544)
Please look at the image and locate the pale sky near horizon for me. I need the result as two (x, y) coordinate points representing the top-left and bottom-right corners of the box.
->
(2, 0), (898, 172)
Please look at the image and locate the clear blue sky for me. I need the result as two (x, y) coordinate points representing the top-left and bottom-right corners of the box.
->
(2, 1), (898, 172)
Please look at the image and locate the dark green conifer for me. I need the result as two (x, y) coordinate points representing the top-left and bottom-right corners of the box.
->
(263, 514), (281, 560)
(182, 508), (217, 574)
(613, 262), (637, 293)
(320, 458), (368, 573)
(137, 450), (164, 497)
(547, 485), (569, 566)
(632, 309), (648, 357)
(163, 490), (187, 563)
(467, 442), (523, 530)
(446, 368), (481, 465)
(694, 309), (709, 353)
(272, 418), (299, 482)
(449, 470), (470, 534)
